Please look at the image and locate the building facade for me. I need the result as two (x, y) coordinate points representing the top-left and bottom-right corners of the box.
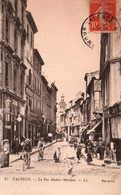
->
(100, 0), (121, 163)
(0, 0), (27, 150)
(41, 76), (58, 140)
(0, 0), (58, 151)
(25, 11), (38, 145)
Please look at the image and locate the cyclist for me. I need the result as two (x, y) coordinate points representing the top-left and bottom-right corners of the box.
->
(23, 138), (32, 169)
(37, 138), (44, 161)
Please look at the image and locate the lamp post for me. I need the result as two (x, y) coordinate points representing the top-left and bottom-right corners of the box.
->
(5, 98), (12, 148)
(17, 114), (22, 143)
(42, 115), (45, 137)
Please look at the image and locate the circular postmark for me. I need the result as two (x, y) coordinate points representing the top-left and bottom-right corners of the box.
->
(81, 12), (120, 49)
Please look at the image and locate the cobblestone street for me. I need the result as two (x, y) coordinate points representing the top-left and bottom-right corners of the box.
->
(0, 142), (121, 178)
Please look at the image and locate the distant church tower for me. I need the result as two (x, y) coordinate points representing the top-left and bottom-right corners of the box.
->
(57, 94), (67, 131)
(58, 94), (67, 114)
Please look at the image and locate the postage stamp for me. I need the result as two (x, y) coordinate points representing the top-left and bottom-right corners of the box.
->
(90, 0), (116, 31)
(81, 12), (120, 49)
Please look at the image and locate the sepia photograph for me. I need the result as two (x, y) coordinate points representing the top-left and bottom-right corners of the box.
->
(0, 0), (121, 194)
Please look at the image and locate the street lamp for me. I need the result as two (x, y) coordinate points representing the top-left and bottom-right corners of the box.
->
(42, 114), (45, 122)
(17, 114), (22, 122)
(4, 98), (12, 149)
(17, 114), (22, 143)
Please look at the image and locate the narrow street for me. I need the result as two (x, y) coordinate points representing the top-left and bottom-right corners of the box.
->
(0, 142), (120, 178)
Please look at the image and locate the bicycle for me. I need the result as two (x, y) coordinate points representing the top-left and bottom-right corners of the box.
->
(38, 147), (44, 161)
(23, 151), (31, 171)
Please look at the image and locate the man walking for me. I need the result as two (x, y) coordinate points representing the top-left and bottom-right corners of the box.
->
(64, 140), (76, 175)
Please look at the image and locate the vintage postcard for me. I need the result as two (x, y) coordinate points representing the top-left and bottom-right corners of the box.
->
(0, 0), (121, 194)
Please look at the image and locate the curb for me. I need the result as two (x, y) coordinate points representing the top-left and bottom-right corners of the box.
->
(82, 152), (121, 169)
(10, 140), (57, 164)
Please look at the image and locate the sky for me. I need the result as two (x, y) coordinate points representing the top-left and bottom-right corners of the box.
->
(27, 0), (100, 104)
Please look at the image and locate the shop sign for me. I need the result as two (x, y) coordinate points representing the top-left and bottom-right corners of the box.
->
(94, 80), (101, 91)
(110, 104), (119, 115)
(5, 125), (11, 129)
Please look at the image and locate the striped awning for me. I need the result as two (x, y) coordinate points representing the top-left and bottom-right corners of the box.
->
(86, 121), (102, 135)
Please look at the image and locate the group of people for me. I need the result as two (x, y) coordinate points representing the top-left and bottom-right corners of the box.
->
(52, 137), (116, 176)
(11, 135), (117, 174)
(85, 138), (116, 164)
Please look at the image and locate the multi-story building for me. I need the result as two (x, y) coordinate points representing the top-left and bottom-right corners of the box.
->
(25, 11), (38, 145)
(85, 71), (102, 141)
(0, 0), (27, 150)
(73, 97), (83, 137)
(41, 76), (58, 140)
(64, 108), (70, 137)
(50, 82), (58, 138)
(99, 0), (121, 164)
(80, 96), (90, 143)
(0, 0), (58, 151)
(28, 49), (44, 146)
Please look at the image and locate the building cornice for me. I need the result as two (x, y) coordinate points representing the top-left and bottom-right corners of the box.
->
(51, 82), (58, 92)
(34, 49), (44, 65)
(2, 88), (26, 104)
(26, 11), (38, 34)
(41, 75), (48, 85)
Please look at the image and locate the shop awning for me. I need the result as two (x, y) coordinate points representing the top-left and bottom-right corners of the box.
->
(81, 125), (90, 133)
(86, 121), (102, 135)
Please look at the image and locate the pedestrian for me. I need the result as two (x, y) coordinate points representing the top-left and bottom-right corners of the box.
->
(104, 145), (111, 164)
(92, 141), (97, 158)
(53, 146), (61, 163)
(20, 136), (26, 159)
(110, 141), (116, 163)
(86, 140), (93, 165)
(15, 137), (19, 154)
(76, 143), (82, 163)
(23, 138), (32, 168)
(74, 141), (77, 150)
(37, 138), (44, 161)
(64, 140), (76, 176)
(97, 137), (105, 160)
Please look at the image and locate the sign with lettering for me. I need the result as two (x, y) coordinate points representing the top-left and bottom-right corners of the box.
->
(110, 104), (119, 115)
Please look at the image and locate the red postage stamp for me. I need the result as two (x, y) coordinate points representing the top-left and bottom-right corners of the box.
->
(90, 0), (116, 31)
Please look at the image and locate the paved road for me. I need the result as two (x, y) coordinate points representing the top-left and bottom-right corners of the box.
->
(0, 141), (120, 178)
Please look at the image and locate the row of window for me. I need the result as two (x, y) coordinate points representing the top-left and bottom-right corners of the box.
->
(6, 17), (25, 60)
(27, 70), (42, 95)
(14, 0), (24, 25)
(5, 62), (24, 96)
(6, 17), (33, 57)
(27, 97), (41, 113)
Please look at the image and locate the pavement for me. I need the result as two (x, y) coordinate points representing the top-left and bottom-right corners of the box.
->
(9, 141), (121, 169)
(81, 147), (121, 170)
(10, 140), (57, 163)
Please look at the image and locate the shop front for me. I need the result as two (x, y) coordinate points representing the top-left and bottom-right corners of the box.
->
(3, 97), (25, 152)
(110, 102), (121, 165)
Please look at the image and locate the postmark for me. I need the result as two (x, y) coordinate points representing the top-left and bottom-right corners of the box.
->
(90, 0), (116, 31)
(81, 13), (120, 49)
